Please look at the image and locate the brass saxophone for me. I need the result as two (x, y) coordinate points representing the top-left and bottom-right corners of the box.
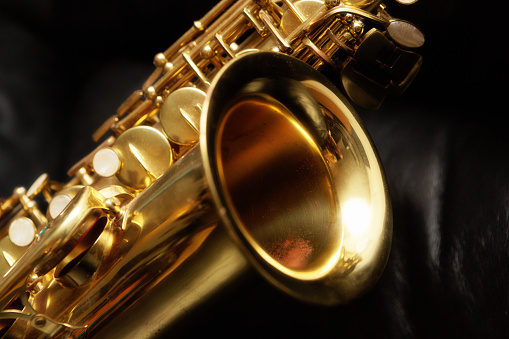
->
(0, 0), (423, 337)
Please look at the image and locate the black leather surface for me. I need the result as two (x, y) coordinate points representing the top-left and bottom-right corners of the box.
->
(1, 0), (507, 337)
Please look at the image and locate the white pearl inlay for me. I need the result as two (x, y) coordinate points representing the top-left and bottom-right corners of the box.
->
(9, 217), (36, 247)
(49, 194), (73, 219)
(93, 148), (121, 177)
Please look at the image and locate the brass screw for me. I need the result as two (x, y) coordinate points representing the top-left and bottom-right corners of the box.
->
(33, 316), (46, 328)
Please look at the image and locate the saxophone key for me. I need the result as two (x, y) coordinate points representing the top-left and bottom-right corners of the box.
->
(113, 126), (174, 189)
(47, 186), (83, 220)
(160, 87), (206, 146)
(92, 148), (122, 178)
(8, 217), (36, 248)
(386, 19), (425, 49)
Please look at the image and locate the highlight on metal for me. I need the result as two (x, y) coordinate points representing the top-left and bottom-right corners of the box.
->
(0, 0), (423, 337)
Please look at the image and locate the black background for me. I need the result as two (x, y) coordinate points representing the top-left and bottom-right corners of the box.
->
(1, 1), (507, 338)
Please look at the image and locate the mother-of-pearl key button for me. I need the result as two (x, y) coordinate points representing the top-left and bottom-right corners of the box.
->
(9, 217), (37, 247)
(26, 173), (49, 198)
(387, 20), (425, 49)
(93, 148), (122, 178)
(48, 194), (73, 219)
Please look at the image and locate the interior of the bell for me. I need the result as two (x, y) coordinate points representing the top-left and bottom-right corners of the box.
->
(216, 96), (342, 278)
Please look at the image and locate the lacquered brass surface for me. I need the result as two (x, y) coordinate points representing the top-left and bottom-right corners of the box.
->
(94, 53), (391, 338)
(0, 0), (422, 337)
(217, 98), (338, 278)
(114, 126), (174, 189)
(202, 52), (390, 304)
(160, 87), (206, 146)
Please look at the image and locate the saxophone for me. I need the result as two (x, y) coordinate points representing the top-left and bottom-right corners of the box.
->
(0, 0), (423, 337)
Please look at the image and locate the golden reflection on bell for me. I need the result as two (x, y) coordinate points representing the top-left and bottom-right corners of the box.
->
(201, 52), (392, 305)
(216, 96), (339, 280)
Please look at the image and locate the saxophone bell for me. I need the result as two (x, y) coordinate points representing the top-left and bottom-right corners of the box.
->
(0, 0), (425, 333)
(0, 51), (392, 339)
(204, 52), (391, 304)
(91, 52), (392, 338)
